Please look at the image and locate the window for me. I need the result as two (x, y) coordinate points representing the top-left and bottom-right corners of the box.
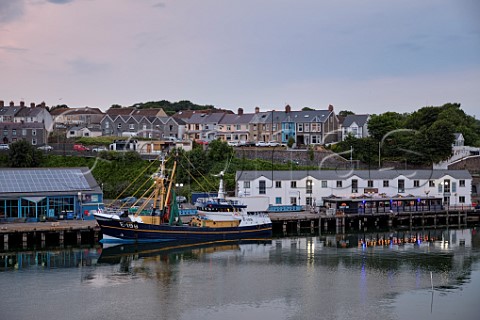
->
(275, 197), (282, 204)
(290, 197), (297, 205)
(459, 180), (465, 187)
(298, 123), (303, 132)
(336, 181), (342, 188)
(236, 125), (241, 130)
(31, 139), (37, 145)
(321, 180), (327, 188)
(275, 181), (281, 188)
(32, 129), (36, 136)
(443, 180), (451, 193)
(3, 129), (7, 136)
(12, 129), (16, 136)
(383, 180), (389, 187)
(459, 196), (465, 203)
(429, 180), (435, 187)
(259, 180), (266, 195)
(22, 129), (27, 136)
(306, 197), (312, 205)
(306, 180), (313, 194)
(117, 123), (122, 129)
(243, 181), (250, 189)
(291, 181), (297, 188)
(105, 121), (109, 128)
(129, 124), (135, 130)
(398, 179), (405, 193)
(70, 131), (75, 135)
(452, 182), (457, 193)
(352, 179), (358, 193)
(368, 180), (374, 188)
(414, 180), (420, 187)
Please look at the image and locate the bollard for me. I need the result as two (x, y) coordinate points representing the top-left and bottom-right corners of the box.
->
(77, 231), (82, 245)
(59, 231), (64, 245)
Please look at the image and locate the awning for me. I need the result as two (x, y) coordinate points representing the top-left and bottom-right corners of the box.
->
(22, 196), (46, 203)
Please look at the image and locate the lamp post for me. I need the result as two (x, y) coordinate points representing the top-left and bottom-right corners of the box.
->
(77, 191), (82, 220)
(424, 190), (430, 211)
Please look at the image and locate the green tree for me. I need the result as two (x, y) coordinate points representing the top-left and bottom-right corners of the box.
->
(8, 140), (43, 167)
(338, 110), (355, 117)
(367, 112), (407, 142)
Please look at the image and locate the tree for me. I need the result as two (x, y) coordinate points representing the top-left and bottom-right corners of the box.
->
(8, 140), (43, 167)
(367, 112), (407, 142)
(338, 110), (355, 117)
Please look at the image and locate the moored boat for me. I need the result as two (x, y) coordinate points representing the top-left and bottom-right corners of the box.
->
(94, 156), (272, 243)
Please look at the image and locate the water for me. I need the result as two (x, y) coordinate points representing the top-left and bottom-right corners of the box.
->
(1, 228), (479, 320)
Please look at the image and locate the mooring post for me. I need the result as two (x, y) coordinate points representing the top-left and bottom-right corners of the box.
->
(296, 221), (301, 233)
(310, 220), (314, 233)
(77, 231), (82, 245)
(3, 234), (8, 250)
(59, 231), (64, 245)
(283, 221), (287, 233)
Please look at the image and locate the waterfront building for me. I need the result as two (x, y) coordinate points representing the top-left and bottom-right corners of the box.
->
(0, 167), (103, 222)
(236, 169), (472, 207)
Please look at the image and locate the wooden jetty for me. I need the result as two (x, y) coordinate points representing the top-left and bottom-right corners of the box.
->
(0, 220), (100, 250)
(1, 209), (479, 249)
(269, 209), (480, 234)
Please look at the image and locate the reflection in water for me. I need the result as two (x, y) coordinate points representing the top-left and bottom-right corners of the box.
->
(0, 228), (478, 320)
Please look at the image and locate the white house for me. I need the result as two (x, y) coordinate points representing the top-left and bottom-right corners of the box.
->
(66, 126), (102, 138)
(341, 114), (370, 141)
(236, 169), (472, 207)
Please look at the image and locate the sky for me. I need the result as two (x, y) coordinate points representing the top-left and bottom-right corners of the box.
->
(1, 0), (479, 118)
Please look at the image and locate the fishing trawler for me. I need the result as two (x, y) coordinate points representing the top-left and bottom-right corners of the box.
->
(94, 156), (272, 243)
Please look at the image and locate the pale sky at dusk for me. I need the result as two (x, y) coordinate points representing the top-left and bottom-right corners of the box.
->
(1, 0), (479, 117)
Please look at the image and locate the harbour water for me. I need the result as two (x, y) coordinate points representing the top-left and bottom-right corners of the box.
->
(0, 228), (479, 320)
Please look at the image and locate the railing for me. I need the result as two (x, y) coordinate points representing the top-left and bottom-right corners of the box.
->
(268, 205), (303, 212)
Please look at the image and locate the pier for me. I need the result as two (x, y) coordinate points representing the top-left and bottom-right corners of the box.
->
(0, 220), (100, 250)
(269, 209), (480, 234)
(1, 209), (479, 249)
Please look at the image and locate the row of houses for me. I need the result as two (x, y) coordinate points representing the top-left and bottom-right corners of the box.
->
(235, 169), (474, 207)
(1, 99), (371, 147)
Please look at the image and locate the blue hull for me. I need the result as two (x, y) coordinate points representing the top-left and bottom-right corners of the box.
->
(97, 219), (272, 243)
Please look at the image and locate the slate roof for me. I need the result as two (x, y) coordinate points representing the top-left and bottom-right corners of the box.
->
(236, 169), (472, 181)
(342, 114), (369, 127)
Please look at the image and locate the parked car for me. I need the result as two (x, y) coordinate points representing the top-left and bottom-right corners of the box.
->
(0, 144), (9, 150)
(176, 195), (187, 203)
(195, 139), (209, 145)
(267, 140), (280, 147)
(255, 141), (269, 147)
(73, 144), (90, 151)
(227, 141), (239, 147)
(121, 196), (137, 204)
(239, 141), (256, 147)
(92, 146), (108, 152)
(37, 144), (53, 151)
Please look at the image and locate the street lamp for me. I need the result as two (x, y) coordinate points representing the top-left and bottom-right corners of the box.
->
(77, 191), (82, 220)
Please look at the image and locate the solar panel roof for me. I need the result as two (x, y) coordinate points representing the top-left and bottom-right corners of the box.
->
(0, 168), (93, 193)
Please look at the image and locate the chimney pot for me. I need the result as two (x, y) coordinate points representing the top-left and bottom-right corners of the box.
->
(328, 104), (334, 112)
(0, 100), (4, 107)
(255, 107), (260, 113)
(9, 101), (14, 107)
(20, 101), (25, 107)
(238, 108), (243, 115)
(285, 104), (291, 113)
(30, 102), (35, 108)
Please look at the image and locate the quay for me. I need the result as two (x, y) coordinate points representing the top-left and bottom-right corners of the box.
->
(1, 209), (479, 249)
(0, 220), (100, 250)
(268, 209), (480, 234)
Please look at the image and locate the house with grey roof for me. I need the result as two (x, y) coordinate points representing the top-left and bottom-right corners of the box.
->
(66, 126), (102, 139)
(341, 114), (370, 141)
(1, 122), (47, 146)
(236, 169), (472, 207)
(217, 108), (255, 142)
(184, 112), (227, 141)
(14, 103), (54, 132)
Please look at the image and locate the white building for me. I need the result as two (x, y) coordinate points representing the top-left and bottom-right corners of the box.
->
(236, 169), (472, 207)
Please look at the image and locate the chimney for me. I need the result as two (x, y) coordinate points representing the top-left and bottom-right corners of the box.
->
(20, 101), (25, 107)
(41, 102), (46, 107)
(285, 104), (291, 113)
(255, 106), (260, 114)
(9, 101), (14, 107)
(238, 108), (243, 115)
(30, 102), (35, 108)
(0, 100), (4, 107)
(328, 104), (334, 112)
